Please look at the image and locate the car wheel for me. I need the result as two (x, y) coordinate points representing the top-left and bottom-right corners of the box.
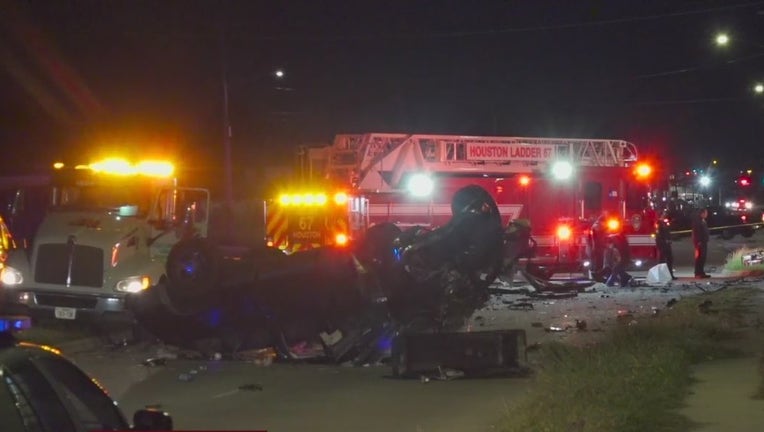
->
(720, 229), (735, 240)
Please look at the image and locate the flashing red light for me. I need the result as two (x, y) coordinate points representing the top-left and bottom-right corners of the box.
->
(556, 225), (572, 241)
(739, 177), (751, 186)
(606, 218), (621, 232)
(635, 163), (652, 178)
(334, 233), (349, 246)
(519, 175), (531, 187)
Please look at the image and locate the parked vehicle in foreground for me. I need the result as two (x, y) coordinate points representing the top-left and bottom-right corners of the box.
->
(0, 328), (173, 431)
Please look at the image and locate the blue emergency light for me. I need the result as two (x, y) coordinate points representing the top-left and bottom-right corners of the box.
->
(0, 316), (32, 332)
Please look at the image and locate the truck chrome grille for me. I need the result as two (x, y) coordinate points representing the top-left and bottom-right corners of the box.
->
(35, 293), (98, 309)
(34, 244), (104, 288)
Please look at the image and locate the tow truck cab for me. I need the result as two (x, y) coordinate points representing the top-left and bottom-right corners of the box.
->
(0, 159), (210, 321)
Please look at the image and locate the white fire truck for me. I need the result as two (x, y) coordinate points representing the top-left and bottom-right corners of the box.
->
(0, 158), (210, 321)
(267, 133), (657, 276)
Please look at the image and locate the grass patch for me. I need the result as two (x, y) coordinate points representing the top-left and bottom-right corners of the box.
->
(723, 247), (764, 275)
(755, 354), (764, 400)
(499, 288), (753, 432)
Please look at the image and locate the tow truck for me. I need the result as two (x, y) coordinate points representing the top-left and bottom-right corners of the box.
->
(0, 158), (210, 321)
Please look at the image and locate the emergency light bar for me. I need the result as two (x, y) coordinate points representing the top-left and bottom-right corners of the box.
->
(55, 158), (175, 178)
(278, 192), (349, 206)
(0, 316), (32, 332)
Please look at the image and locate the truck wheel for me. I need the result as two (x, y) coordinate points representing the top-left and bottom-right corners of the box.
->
(720, 229), (735, 240)
(742, 227), (755, 238)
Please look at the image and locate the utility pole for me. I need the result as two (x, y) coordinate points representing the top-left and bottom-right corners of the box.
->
(221, 29), (233, 208)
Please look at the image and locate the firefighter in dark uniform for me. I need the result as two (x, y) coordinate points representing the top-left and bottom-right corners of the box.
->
(692, 207), (711, 278)
(655, 211), (677, 280)
(588, 214), (607, 280)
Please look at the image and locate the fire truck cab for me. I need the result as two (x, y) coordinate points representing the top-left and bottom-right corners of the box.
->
(301, 133), (657, 277)
(0, 158), (210, 321)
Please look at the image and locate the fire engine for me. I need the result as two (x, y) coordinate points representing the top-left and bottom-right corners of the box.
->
(265, 133), (657, 276)
(0, 158), (210, 320)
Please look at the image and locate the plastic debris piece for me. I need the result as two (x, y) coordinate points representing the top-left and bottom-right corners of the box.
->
(142, 358), (167, 367)
(575, 319), (587, 331)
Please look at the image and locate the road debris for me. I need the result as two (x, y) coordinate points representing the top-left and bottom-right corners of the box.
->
(142, 357), (167, 367)
(238, 383), (264, 392)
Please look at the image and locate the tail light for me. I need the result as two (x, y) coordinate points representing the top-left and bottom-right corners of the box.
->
(556, 225), (572, 241)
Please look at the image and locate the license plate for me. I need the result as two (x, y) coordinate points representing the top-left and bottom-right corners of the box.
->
(54, 307), (76, 320)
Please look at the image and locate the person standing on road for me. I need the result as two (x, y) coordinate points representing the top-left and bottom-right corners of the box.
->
(604, 234), (633, 287)
(655, 211), (677, 280)
(692, 207), (711, 278)
(589, 214), (607, 280)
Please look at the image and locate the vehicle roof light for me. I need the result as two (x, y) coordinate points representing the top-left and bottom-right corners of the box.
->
(89, 158), (135, 175)
(86, 158), (174, 178)
(53, 162), (64, 169)
(279, 194), (291, 205)
(135, 161), (174, 177)
(407, 173), (434, 197)
(551, 161), (573, 180)
(334, 192), (348, 205)
(635, 163), (652, 178)
(315, 194), (328, 205)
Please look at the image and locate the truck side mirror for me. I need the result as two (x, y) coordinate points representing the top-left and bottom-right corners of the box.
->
(133, 408), (173, 430)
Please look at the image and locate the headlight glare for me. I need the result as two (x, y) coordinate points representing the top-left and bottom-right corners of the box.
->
(0, 266), (23, 286)
(115, 275), (151, 293)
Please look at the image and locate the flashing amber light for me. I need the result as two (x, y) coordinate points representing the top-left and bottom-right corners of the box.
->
(53, 162), (64, 169)
(90, 158), (134, 175)
(334, 192), (349, 205)
(519, 175), (531, 187)
(556, 225), (572, 241)
(335, 233), (349, 246)
(635, 163), (652, 178)
(606, 218), (621, 232)
(279, 193), (330, 206)
(267, 240), (274, 247)
(135, 160), (174, 177)
(87, 158), (174, 178)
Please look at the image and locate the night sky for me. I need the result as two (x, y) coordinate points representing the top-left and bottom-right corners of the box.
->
(1, 0), (763, 193)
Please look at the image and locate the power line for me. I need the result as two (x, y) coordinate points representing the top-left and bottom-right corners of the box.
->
(247, 1), (764, 41)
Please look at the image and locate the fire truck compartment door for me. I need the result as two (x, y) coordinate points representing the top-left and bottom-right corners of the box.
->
(287, 212), (325, 244)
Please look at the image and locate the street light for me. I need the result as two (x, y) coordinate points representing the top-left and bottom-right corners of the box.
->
(755, 83), (764, 94)
(274, 69), (285, 78)
(699, 175), (711, 187)
(715, 32), (730, 47)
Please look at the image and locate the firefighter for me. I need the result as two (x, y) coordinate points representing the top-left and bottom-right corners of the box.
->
(604, 233), (633, 287)
(588, 214), (608, 280)
(655, 211), (677, 280)
(692, 207), (711, 278)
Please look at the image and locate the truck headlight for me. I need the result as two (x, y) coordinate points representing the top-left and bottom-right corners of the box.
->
(0, 266), (23, 286)
(115, 276), (151, 293)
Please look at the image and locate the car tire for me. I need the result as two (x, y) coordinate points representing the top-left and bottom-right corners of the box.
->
(720, 229), (735, 240)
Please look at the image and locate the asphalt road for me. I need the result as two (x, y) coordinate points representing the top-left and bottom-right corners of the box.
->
(55, 230), (764, 431)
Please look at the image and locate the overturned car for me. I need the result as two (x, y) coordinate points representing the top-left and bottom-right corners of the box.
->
(129, 186), (536, 373)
